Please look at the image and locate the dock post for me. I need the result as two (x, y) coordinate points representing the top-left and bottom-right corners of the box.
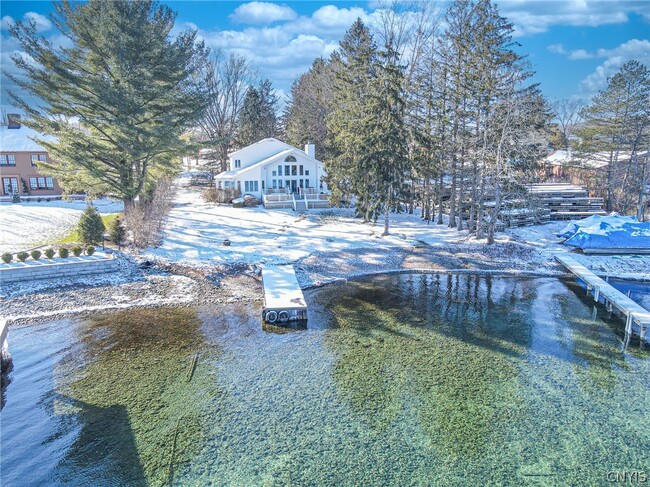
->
(591, 306), (597, 321)
(594, 286), (600, 302)
(625, 313), (633, 335)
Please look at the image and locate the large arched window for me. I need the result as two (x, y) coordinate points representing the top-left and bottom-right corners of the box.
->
(284, 155), (297, 162)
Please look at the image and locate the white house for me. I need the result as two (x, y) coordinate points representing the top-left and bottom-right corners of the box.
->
(214, 138), (329, 209)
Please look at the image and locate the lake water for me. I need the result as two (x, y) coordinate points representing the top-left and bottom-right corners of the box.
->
(1, 275), (649, 486)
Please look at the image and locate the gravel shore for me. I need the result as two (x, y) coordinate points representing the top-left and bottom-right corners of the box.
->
(2, 239), (648, 325)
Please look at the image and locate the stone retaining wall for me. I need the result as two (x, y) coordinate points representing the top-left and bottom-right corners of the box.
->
(0, 253), (119, 284)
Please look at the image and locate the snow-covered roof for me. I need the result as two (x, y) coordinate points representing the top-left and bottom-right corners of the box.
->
(216, 149), (296, 179)
(228, 137), (294, 158)
(0, 125), (56, 152)
(545, 149), (649, 169)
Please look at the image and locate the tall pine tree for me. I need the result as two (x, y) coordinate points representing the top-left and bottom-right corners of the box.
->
(236, 79), (278, 147)
(6, 0), (208, 214)
(575, 61), (650, 217)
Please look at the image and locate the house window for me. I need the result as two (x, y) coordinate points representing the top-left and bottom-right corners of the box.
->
(299, 179), (304, 188)
(285, 155), (297, 162)
(46, 177), (53, 189)
(291, 165), (297, 176)
(244, 181), (259, 192)
(285, 180), (290, 189)
(285, 165), (290, 176)
(234, 159), (241, 169)
(261, 181), (265, 190)
(272, 179), (277, 189)
(218, 181), (222, 189)
(29, 177), (38, 189)
(305, 179), (310, 188)
(1, 154), (16, 166)
(272, 170), (277, 177)
(305, 170), (310, 176)
(278, 165), (282, 176)
(2, 177), (18, 195)
(31, 154), (46, 166)
(299, 165), (304, 176)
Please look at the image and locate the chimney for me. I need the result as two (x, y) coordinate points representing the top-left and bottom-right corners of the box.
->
(7, 113), (21, 129)
(305, 142), (315, 159)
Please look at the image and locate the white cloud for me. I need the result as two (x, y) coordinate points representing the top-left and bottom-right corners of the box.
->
(568, 49), (593, 60)
(23, 12), (52, 33)
(499, 0), (649, 37)
(230, 2), (297, 24)
(1, 16), (14, 30)
(547, 43), (566, 54)
(1, 12), (51, 33)
(578, 39), (650, 94)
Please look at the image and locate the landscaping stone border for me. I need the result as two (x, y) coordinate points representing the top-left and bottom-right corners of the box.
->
(0, 252), (118, 284)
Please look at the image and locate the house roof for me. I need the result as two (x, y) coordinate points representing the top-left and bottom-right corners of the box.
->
(215, 149), (296, 179)
(544, 149), (649, 169)
(227, 137), (294, 158)
(0, 125), (56, 152)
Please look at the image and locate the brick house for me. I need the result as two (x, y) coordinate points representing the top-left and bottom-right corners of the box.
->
(0, 117), (62, 198)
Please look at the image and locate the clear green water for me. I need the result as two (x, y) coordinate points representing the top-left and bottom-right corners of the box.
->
(1, 275), (649, 486)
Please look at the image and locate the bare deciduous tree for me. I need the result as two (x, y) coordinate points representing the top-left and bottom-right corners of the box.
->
(197, 52), (257, 173)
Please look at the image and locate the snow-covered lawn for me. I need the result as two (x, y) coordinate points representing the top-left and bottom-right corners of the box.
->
(0, 198), (123, 253)
(145, 189), (650, 280)
(145, 189), (476, 266)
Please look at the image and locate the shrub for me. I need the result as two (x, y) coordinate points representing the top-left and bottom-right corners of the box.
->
(201, 187), (218, 203)
(86, 245), (95, 256)
(31, 250), (42, 260)
(46, 198), (51, 202)
(58, 247), (69, 258)
(1, 252), (12, 264)
(78, 205), (105, 244)
(12, 194), (20, 203)
(44, 248), (55, 259)
(109, 216), (125, 247)
(37, 197), (42, 202)
(17, 251), (29, 262)
(72, 246), (83, 257)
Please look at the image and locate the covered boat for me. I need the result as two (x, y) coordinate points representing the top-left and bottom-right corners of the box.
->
(556, 213), (636, 239)
(563, 221), (650, 254)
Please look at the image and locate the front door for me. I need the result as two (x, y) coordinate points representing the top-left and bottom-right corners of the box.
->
(2, 177), (18, 195)
(291, 180), (297, 193)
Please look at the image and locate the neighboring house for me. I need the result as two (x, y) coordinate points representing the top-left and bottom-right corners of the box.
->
(0, 117), (62, 198)
(541, 149), (649, 184)
(214, 138), (329, 209)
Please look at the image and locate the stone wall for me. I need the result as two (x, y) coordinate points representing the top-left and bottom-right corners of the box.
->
(0, 253), (119, 284)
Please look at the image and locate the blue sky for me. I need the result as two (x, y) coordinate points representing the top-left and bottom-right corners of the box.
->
(1, 1), (649, 106)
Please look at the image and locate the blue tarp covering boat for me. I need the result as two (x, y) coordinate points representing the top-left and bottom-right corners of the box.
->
(556, 213), (636, 239)
(563, 220), (650, 254)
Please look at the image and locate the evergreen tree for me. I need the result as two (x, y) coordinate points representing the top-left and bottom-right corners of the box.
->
(6, 0), (208, 215)
(362, 38), (409, 235)
(326, 18), (378, 207)
(283, 58), (334, 160)
(109, 216), (126, 247)
(236, 79), (278, 146)
(78, 205), (105, 244)
(575, 61), (650, 217)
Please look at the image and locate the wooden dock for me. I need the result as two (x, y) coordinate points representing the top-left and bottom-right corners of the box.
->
(261, 265), (307, 325)
(556, 255), (650, 343)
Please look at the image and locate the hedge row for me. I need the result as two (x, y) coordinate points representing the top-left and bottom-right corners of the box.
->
(2, 246), (95, 264)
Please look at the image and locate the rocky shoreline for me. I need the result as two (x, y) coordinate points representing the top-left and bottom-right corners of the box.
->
(2, 240), (648, 326)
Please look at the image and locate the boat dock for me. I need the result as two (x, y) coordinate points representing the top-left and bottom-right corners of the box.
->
(556, 255), (650, 344)
(261, 265), (307, 325)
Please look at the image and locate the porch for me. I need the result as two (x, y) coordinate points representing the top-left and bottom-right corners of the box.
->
(262, 188), (330, 211)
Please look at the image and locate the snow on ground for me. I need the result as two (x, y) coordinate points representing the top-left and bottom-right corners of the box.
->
(145, 189), (470, 266)
(145, 189), (650, 281)
(0, 198), (123, 252)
